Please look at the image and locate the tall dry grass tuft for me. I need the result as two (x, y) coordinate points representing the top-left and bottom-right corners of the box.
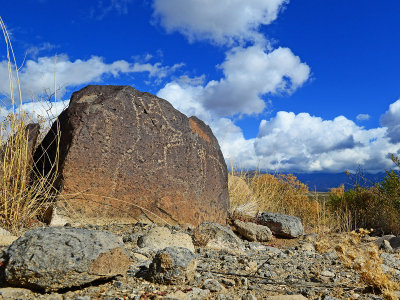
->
(0, 17), (60, 234)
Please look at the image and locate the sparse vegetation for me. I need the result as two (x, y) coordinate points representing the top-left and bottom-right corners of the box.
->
(316, 229), (399, 299)
(0, 17), (60, 234)
(228, 171), (326, 231)
(327, 156), (400, 235)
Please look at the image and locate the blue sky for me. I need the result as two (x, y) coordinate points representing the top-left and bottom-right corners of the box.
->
(1, 0), (400, 173)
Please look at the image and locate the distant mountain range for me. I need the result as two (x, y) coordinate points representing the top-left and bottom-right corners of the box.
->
(232, 171), (388, 192)
(292, 172), (387, 192)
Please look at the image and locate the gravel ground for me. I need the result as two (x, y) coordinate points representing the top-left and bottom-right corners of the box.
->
(1, 222), (399, 300)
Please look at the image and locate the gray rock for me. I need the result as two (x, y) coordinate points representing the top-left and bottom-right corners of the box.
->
(373, 235), (395, 247)
(202, 278), (224, 292)
(147, 247), (197, 284)
(257, 212), (304, 238)
(137, 226), (195, 253)
(233, 219), (273, 242)
(242, 295), (257, 300)
(389, 236), (400, 249)
(2, 227), (130, 291)
(193, 222), (245, 253)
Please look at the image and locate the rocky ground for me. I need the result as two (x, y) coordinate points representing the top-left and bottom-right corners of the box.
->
(0, 218), (400, 300)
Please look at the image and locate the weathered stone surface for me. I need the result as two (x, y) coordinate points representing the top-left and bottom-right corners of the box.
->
(0, 123), (39, 169)
(33, 85), (229, 226)
(1, 227), (130, 291)
(257, 212), (304, 238)
(192, 222), (245, 253)
(137, 226), (195, 253)
(147, 247), (197, 284)
(233, 219), (273, 242)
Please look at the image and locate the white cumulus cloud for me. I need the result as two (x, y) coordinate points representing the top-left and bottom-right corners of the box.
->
(356, 113), (370, 121)
(158, 45), (310, 118)
(0, 54), (183, 102)
(253, 111), (393, 172)
(152, 0), (288, 45)
(381, 99), (400, 143)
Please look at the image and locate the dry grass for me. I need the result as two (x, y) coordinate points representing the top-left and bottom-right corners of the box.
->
(316, 230), (399, 299)
(0, 17), (60, 234)
(228, 171), (330, 232)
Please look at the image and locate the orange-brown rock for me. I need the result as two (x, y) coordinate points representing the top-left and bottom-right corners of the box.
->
(33, 85), (229, 225)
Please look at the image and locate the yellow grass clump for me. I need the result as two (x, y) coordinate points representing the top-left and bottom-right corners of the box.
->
(0, 17), (60, 234)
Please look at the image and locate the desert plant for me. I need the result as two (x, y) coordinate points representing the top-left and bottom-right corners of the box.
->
(328, 160), (400, 234)
(228, 171), (326, 231)
(0, 17), (60, 234)
(250, 173), (321, 226)
(316, 229), (399, 299)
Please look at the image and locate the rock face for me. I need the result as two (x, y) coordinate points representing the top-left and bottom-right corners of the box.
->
(257, 212), (304, 238)
(147, 247), (197, 284)
(0, 123), (39, 168)
(33, 85), (229, 226)
(1, 227), (130, 291)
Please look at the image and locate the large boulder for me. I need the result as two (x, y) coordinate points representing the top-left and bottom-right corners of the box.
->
(33, 85), (229, 226)
(0, 227), (130, 292)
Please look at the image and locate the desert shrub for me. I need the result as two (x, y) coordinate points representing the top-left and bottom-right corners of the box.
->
(328, 159), (400, 234)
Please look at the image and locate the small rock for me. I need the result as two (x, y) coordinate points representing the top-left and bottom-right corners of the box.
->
(186, 287), (210, 300)
(380, 240), (393, 251)
(300, 242), (315, 252)
(242, 295), (257, 300)
(2, 227), (130, 292)
(193, 222), (245, 253)
(257, 212), (304, 238)
(248, 242), (267, 252)
(203, 278), (224, 292)
(147, 247), (197, 284)
(138, 226), (195, 253)
(320, 270), (335, 278)
(133, 253), (149, 261)
(221, 277), (236, 287)
(389, 236), (400, 249)
(266, 296), (307, 300)
(233, 219), (273, 242)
